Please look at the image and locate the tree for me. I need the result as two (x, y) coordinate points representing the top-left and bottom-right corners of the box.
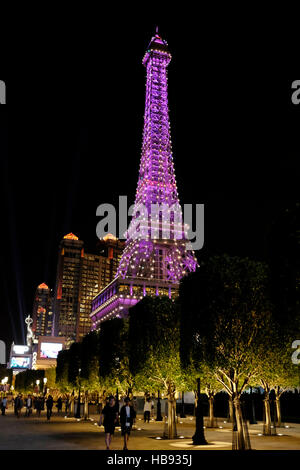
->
(56, 349), (72, 393)
(202, 364), (224, 428)
(256, 326), (299, 431)
(67, 342), (82, 389)
(45, 367), (56, 392)
(180, 254), (272, 450)
(15, 369), (45, 394)
(98, 318), (134, 399)
(129, 296), (186, 439)
(81, 330), (101, 393)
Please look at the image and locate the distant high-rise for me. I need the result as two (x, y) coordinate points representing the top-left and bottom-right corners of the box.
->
(32, 283), (53, 337)
(97, 234), (125, 290)
(53, 233), (125, 345)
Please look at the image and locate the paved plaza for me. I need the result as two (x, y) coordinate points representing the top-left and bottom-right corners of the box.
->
(0, 407), (300, 450)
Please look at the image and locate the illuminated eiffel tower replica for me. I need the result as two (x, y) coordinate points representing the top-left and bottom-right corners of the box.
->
(90, 29), (198, 329)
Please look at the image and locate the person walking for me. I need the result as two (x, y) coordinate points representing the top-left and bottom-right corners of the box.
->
(13, 396), (18, 416)
(99, 396), (119, 450)
(56, 397), (62, 415)
(143, 397), (151, 423)
(15, 394), (23, 418)
(1, 396), (7, 415)
(36, 396), (42, 417)
(120, 397), (136, 451)
(25, 395), (33, 417)
(132, 396), (138, 427)
(46, 395), (54, 421)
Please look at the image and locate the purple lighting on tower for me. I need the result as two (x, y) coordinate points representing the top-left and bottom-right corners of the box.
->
(90, 30), (199, 330)
(116, 30), (198, 284)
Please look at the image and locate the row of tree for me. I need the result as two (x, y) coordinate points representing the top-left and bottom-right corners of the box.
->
(55, 255), (300, 449)
(15, 368), (56, 394)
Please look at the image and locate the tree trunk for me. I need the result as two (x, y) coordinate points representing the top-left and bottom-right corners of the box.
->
(194, 391), (197, 416)
(228, 396), (234, 423)
(208, 396), (214, 427)
(263, 396), (272, 435)
(167, 397), (177, 439)
(233, 397), (246, 450)
(156, 390), (163, 421)
(275, 397), (282, 427)
(163, 382), (177, 439)
(70, 397), (74, 416)
(192, 378), (207, 445)
(84, 393), (89, 420)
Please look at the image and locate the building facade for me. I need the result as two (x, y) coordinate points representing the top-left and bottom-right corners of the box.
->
(53, 233), (84, 345)
(32, 283), (53, 337)
(90, 30), (198, 329)
(97, 234), (125, 291)
(54, 233), (124, 345)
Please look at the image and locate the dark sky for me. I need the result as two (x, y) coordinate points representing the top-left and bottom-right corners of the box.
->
(1, 19), (299, 351)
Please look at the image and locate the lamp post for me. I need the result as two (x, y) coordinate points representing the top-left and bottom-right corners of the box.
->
(36, 379), (40, 394)
(75, 368), (81, 419)
(192, 377), (207, 445)
(43, 378), (48, 396)
(156, 390), (163, 421)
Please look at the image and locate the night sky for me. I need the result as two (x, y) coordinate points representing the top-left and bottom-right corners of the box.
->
(1, 19), (299, 353)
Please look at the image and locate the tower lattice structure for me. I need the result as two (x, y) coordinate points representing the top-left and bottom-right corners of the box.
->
(90, 30), (198, 328)
(116, 30), (198, 284)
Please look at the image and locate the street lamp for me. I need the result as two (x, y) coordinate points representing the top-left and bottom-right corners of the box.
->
(43, 378), (48, 396)
(36, 379), (40, 394)
(1, 378), (8, 397)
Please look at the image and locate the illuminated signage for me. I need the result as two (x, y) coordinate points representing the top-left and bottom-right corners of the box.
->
(13, 345), (30, 355)
(32, 352), (37, 369)
(10, 356), (30, 368)
(40, 342), (63, 359)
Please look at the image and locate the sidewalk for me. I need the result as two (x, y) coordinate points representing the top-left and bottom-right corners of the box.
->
(0, 408), (299, 450)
